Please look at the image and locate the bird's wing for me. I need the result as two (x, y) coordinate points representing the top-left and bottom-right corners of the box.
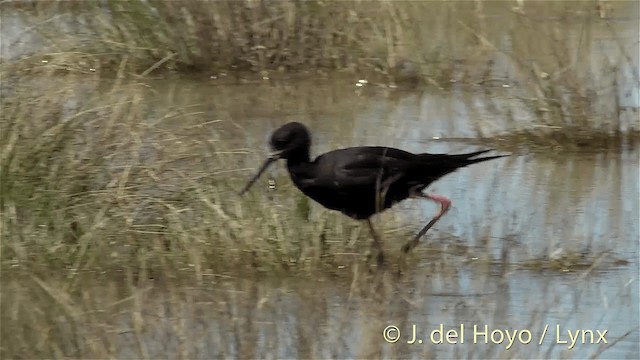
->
(313, 147), (414, 192)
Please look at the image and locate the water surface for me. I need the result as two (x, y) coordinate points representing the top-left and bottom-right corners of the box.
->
(1, 2), (639, 359)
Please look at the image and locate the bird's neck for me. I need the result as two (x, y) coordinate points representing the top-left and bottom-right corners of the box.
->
(286, 158), (316, 187)
(285, 148), (311, 166)
(285, 149), (313, 182)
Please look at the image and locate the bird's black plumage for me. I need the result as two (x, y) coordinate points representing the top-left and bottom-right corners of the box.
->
(240, 122), (507, 266)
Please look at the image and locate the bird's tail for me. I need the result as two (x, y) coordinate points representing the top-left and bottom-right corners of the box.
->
(421, 149), (507, 163)
(465, 153), (509, 165)
(412, 149), (507, 187)
(449, 149), (493, 159)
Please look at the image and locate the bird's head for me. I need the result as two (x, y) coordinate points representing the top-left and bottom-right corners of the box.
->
(239, 122), (311, 195)
(268, 121), (311, 160)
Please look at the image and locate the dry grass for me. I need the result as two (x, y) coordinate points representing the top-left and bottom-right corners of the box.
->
(2, 69), (627, 277)
(2, 263), (636, 359)
(4, 0), (637, 146)
(0, 73), (412, 278)
(3, 2), (635, 276)
(1, 3), (637, 358)
(1, 75), (634, 357)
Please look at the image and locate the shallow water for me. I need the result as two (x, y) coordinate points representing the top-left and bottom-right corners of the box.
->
(3, 76), (638, 358)
(4, 263), (638, 359)
(2, 2), (640, 359)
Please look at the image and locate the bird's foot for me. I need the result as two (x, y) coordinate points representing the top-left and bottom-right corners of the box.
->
(376, 251), (386, 269)
(365, 249), (387, 271)
(397, 253), (407, 276)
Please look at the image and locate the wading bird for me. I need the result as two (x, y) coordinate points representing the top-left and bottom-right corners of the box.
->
(240, 122), (506, 267)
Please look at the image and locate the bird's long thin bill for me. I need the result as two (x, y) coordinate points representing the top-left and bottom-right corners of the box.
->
(239, 157), (276, 195)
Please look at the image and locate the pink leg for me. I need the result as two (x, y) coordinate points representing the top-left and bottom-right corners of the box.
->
(421, 193), (451, 220)
(401, 192), (452, 254)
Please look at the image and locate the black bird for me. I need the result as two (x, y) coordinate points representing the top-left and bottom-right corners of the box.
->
(240, 122), (507, 266)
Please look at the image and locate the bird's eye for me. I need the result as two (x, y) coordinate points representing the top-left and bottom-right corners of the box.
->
(272, 138), (287, 149)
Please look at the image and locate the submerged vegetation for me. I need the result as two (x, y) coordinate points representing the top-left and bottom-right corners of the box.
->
(1, 0), (637, 275)
(0, 75), (632, 279)
(2, 78), (434, 278)
(1, 2), (638, 359)
(4, 0), (639, 146)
